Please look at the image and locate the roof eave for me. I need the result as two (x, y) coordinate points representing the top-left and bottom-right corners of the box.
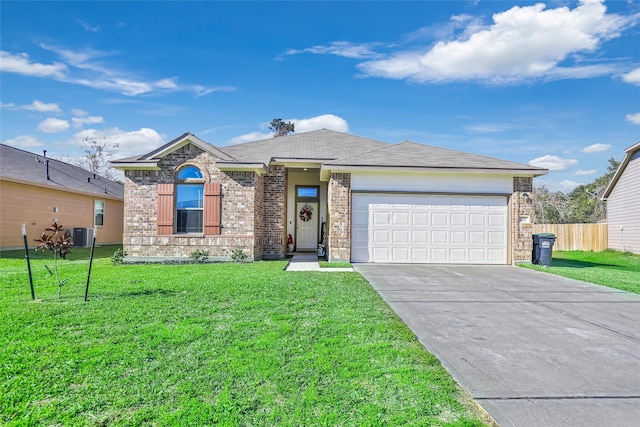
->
(216, 162), (268, 175)
(0, 176), (124, 201)
(602, 141), (640, 199)
(321, 164), (548, 180)
(110, 161), (160, 171)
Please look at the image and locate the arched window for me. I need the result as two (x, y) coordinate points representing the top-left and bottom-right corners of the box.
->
(156, 166), (221, 236)
(176, 166), (204, 233)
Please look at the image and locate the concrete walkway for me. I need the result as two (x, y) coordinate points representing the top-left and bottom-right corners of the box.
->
(354, 264), (640, 427)
(285, 253), (353, 272)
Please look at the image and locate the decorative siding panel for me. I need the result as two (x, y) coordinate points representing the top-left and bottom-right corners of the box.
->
(204, 182), (221, 235)
(157, 183), (174, 235)
(608, 154), (640, 253)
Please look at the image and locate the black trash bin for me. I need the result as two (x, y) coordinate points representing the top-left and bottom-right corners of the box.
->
(532, 233), (556, 266)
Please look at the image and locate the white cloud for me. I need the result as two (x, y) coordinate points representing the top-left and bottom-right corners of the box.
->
(70, 127), (165, 158)
(226, 114), (350, 145)
(291, 114), (349, 133)
(357, 0), (635, 84)
(0, 50), (67, 78)
(78, 20), (100, 32)
(22, 100), (62, 113)
(529, 155), (578, 171)
(625, 112), (640, 125)
(559, 180), (581, 192)
(72, 115), (104, 127)
(38, 117), (70, 133)
(622, 68), (640, 85)
(72, 109), (88, 117)
(2, 46), (234, 97)
(1, 135), (45, 148)
(283, 41), (382, 59)
(581, 143), (612, 153)
(0, 102), (15, 108)
(228, 131), (273, 145)
(574, 169), (597, 176)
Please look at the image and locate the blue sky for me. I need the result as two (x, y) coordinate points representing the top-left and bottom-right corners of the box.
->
(1, 0), (639, 191)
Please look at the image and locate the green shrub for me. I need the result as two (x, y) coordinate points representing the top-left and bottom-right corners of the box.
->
(111, 248), (127, 264)
(189, 249), (209, 263)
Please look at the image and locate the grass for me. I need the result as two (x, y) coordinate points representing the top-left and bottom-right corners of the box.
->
(318, 261), (352, 269)
(520, 249), (640, 294)
(1, 247), (487, 426)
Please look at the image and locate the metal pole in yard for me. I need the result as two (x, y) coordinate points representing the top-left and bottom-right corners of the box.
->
(22, 224), (35, 300)
(84, 228), (97, 302)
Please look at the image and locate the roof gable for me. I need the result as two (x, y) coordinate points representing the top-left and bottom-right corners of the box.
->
(140, 132), (236, 161)
(0, 144), (124, 199)
(603, 141), (640, 199)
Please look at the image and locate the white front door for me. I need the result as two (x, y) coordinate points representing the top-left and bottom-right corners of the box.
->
(296, 202), (318, 250)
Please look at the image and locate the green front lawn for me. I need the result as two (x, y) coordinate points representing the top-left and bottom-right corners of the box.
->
(521, 249), (640, 294)
(0, 249), (487, 426)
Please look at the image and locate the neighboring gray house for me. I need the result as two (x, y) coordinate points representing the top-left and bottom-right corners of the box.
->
(112, 129), (547, 264)
(603, 141), (640, 254)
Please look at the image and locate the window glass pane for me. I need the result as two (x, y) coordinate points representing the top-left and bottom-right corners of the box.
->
(176, 210), (203, 233)
(177, 166), (203, 180)
(94, 201), (105, 226)
(176, 185), (203, 209)
(297, 187), (318, 198)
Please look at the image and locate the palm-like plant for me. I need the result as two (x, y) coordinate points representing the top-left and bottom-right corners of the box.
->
(34, 222), (73, 298)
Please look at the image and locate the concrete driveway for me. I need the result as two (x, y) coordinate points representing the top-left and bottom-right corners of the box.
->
(354, 264), (640, 427)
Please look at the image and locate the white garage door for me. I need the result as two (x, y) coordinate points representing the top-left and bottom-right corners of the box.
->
(351, 193), (508, 264)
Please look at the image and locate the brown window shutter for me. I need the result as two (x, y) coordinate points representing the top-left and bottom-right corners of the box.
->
(157, 183), (174, 235)
(204, 182), (221, 235)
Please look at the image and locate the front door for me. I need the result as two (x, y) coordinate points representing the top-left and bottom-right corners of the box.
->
(296, 202), (318, 251)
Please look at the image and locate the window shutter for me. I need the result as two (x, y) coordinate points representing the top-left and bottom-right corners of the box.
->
(204, 182), (221, 235)
(157, 183), (174, 235)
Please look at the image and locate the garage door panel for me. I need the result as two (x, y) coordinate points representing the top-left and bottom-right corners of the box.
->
(393, 212), (410, 225)
(373, 229), (391, 243)
(373, 211), (390, 225)
(351, 194), (507, 264)
(469, 213), (486, 227)
(412, 212), (429, 226)
(413, 230), (428, 243)
(450, 248), (467, 263)
(488, 231), (505, 244)
(431, 248), (448, 262)
(392, 230), (410, 243)
(488, 213), (505, 227)
(451, 213), (468, 226)
(392, 247), (410, 262)
(450, 231), (467, 245)
(432, 230), (448, 244)
(469, 231), (486, 245)
(432, 213), (448, 226)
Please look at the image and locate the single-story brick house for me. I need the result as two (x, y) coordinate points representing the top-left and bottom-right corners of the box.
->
(112, 129), (547, 263)
(602, 140), (640, 254)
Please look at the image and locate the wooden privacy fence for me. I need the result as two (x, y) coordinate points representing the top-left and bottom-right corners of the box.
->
(532, 223), (608, 252)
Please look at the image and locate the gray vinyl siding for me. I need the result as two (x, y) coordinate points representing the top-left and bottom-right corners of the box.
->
(607, 151), (640, 253)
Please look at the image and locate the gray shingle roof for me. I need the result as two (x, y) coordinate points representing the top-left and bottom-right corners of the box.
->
(1, 144), (124, 199)
(112, 128), (546, 175)
(326, 141), (545, 171)
(222, 129), (390, 164)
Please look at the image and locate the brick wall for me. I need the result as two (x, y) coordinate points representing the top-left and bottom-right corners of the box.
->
(262, 165), (287, 259)
(253, 173), (264, 259)
(328, 173), (351, 261)
(512, 177), (534, 263)
(123, 143), (259, 259)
